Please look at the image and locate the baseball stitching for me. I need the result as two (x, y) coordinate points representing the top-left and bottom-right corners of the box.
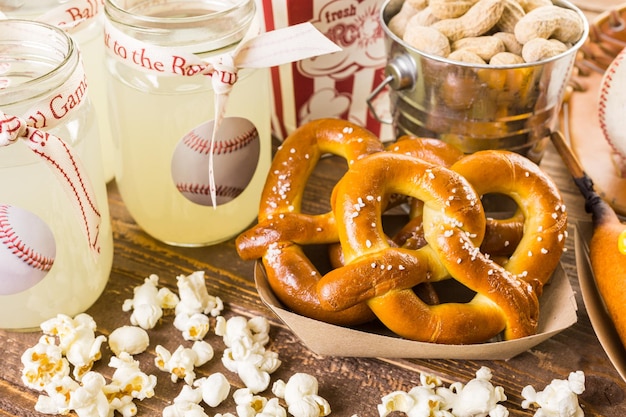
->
(598, 49), (626, 162)
(0, 204), (54, 272)
(183, 126), (258, 155)
(32, 136), (101, 253)
(176, 183), (244, 199)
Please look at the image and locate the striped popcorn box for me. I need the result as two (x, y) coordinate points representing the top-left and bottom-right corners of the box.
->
(259, 0), (394, 141)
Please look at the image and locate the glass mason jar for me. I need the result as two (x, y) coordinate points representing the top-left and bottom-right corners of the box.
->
(0, 0), (116, 182)
(104, 0), (272, 247)
(0, 20), (113, 330)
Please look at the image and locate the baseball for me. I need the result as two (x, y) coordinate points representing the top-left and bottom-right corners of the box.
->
(171, 117), (260, 207)
(598, 47), (626, 160)
(0, 203), (56, 295)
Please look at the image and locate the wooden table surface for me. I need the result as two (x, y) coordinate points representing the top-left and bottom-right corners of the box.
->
(2, 3), (626, 416)
(1, 135), (625, 417)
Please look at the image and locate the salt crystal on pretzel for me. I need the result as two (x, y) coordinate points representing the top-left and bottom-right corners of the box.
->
(318, 150), (567, 344)
(236, 118), (385, 325)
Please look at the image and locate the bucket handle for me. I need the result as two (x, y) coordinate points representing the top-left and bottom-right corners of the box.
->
(367, 53), (417, 125)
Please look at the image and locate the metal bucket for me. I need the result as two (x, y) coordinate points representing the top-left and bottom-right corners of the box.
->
(369, 0), (589, 163)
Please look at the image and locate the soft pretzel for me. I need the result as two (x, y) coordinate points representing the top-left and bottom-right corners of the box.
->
(328, 136), (465, 264)
(328, 136), (524, 306)
(448, 150), (567, 331)
(388, 136), (525, 256)
(361, 136), (467, 304)
(387, 135), (465, 167)
(392, 204), (524, 258)
(236, 118), (384, 325)
(317, 150), (566, 344)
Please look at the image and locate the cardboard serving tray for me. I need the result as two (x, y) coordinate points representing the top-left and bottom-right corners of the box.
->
(575, 221), (626, 382)
(255, 259), (578, 360)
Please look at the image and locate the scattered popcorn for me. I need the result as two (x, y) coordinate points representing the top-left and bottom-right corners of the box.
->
(219, 316), (281, 393)
(437, 366), (509, 417)
(194, 372), (231, 407)
(378, 367), (508, 417)
(174, 311), (210, 342)
(259, 397), (288, 417)
(123, 274), (180, 330)
(107, 395), (140, 417)
(163, 401), (209, 417)
(176, 271), (224, 317)
(20, 269), (587, 417)
(218, 316), (270, 347)
(34, 351), (158, 417)
(175, 384), (204, 403)
(192, 339), (216, 365)
(163, 385), (207, 417)
(108, 325), (150, 356)
(521, 371), (585, 417)
(378, 389), (439, 416)
(68, 371), (110, 417)
(39, 314), (86, 351)
(227, 385), (300, 417)
(232, 359), (270, 394)
(174, 271), (224, 341)
(40, 313), (107, 380)
(155, 341), (214, 385)
(233, 387), (272, 417)
(215, 315), (227, 335)
(34, 375), (78, 415)
(106, 352), (158, 410)
(21, 337), (70, 391)
(272, 373), (330, 417)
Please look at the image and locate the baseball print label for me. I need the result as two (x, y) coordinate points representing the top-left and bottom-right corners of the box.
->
(0, 204), (56, 295)
(104, 18), (340, 207)
(171, 117), (260, 207)
(0, 49), (102, 257)
(598, 47), (626, 162)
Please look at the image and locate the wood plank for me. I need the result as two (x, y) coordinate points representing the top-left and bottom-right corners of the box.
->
(1, 139), (626, 416)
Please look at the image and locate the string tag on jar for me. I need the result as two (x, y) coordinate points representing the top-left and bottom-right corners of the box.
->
(104, 20), (341, 207)
(204, 22), (341, 207)
(0, 63), (101, 256)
